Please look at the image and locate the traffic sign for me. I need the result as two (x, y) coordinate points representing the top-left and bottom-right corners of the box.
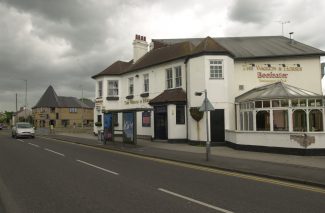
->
(199, 97), (214, 112)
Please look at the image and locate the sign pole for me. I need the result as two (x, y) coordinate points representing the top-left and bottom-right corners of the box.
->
(204, 89), (210, 161)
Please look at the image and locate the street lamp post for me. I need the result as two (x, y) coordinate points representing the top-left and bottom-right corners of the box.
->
(24, 80), (27, 122)
(195, 89), (210, 161)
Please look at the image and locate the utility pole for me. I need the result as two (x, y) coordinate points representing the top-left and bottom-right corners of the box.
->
(24, 80), (27, 121)
(204, 89), (210, 161)
(81, 85), (84, 128)
(195, 89), (213, 161)
(15, 93), (18, 112)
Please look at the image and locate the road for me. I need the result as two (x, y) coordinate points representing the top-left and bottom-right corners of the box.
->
(0, 131), (324, 213)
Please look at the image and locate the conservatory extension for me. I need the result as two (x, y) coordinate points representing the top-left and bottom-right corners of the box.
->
(236, 82), (324, 133)
(227, 81), (325, 152)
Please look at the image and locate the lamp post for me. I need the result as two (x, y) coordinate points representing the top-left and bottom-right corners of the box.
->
(80, 85), (84, 128)
(24, 80), (27, 122)
(195, 89), (210, 161)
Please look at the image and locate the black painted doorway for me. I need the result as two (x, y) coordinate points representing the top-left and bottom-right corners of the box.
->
(210, 109), (225, 142)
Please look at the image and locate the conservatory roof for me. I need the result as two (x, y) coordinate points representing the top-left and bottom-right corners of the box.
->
(235, 81), (323, 102)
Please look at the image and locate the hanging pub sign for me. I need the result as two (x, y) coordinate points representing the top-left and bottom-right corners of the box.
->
(123, 112), (136, 144)
(142, 111), (151, 127)
(104, 113), (113, 142)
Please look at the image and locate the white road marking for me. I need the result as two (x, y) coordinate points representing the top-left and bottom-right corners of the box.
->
(158, 188), (234, 213)
(39, 135), (325, 194)
(28, 142), (39, 148)
(17, 139), (24, 143)
(44, 148), (65, 157)
(76, 159), (119, 175)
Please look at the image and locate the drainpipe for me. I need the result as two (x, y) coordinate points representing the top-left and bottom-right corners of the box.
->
(185, 61), (189, 143)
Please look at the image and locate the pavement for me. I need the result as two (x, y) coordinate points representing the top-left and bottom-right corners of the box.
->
(37, 131), (325, 188)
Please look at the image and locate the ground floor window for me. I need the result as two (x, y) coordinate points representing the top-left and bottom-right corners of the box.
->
(176, 105), (185, 124)
(309, 109), (323, 132)
(61, 120), (69, 127)
(256, 111), (270, 131)
(273, 110), (288, 131)
(293, 109), (307, 132)
(242, 111), (253, 131)
(97, 114), (102, 123)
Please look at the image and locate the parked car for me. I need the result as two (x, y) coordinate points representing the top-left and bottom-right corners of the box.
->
(0, 123), (3, 130)
(12, 122), (35, 138)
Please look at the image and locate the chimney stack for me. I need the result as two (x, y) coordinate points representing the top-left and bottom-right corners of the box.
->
(133, 34), (148, 63)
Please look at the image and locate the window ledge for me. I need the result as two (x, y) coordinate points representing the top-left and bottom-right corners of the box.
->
(106, 96), (119, 101)
(126, 95), (134, 99)
(140, 93), (149, 98)
(209, 78), (224, 80)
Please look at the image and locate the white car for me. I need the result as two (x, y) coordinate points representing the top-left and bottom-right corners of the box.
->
(12, 122), (35, 139)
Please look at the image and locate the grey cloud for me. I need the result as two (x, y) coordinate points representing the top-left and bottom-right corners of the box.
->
(228, 0), (280, 24)
(0, 0), (324, 111)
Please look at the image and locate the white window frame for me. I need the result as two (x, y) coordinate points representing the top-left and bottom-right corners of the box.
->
(69, 108), (77, 113)
(108, 80), (119, 97)
(166, 68), (173, 89)
(98, 81), (103, 98)
(143, 74), (149, 93)
(210, 60), (223, 79)
(175, 66), (182, 88)
(128, 77), (134, 95)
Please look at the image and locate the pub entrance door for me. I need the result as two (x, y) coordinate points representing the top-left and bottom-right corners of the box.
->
(154, 106), (168, 140)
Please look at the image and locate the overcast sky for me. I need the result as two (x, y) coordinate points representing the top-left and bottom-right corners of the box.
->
(0, 0), (324, 111)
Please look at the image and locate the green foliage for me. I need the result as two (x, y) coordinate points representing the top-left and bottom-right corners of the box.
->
(95, 122), (102, 127)
(190, 107), (204, 122)
(0, 111), (14, 124)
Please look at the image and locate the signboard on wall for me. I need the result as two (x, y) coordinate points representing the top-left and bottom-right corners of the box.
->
(123, 112), (135, 144)
(142, 111), (151, 127)
(104, 113), (113, 142)
(241, 63), (303, 82)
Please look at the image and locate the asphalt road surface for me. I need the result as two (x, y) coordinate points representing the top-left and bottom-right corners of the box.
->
(0, 131), (324, 213)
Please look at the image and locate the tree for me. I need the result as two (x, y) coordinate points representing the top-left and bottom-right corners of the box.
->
(1, 111), (14, 124)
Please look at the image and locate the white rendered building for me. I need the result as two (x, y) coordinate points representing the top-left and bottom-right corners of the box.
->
(92, 35), (325, 154)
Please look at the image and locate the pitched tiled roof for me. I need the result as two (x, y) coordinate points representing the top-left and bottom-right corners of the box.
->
(149, 88), (187, 105)
(154, 36), (325, 59)
(92, 36), (325, 78)
(129, 41), (195, 72)
(81, 99), (95, 108)
(235, 81), (322, 102)
(33, 86), (93, 109)
(33, 85), (60, 108)
(191, 36), (230, 56)
(92, 60), (133, 78)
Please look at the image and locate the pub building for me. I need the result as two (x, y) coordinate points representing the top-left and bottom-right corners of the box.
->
(92, 34), (325, 154)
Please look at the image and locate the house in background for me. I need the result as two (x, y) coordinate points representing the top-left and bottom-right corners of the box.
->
(32, 85), (94, 128)
(12, 107), (32, 124)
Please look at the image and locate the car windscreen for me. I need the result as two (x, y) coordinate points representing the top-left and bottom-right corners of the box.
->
(17, 124), (32, 128)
